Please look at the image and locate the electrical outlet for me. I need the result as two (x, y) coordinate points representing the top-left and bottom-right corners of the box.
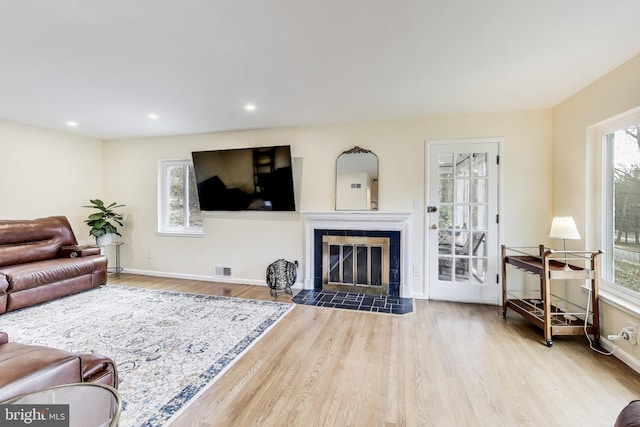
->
(624, 323), (638, 345)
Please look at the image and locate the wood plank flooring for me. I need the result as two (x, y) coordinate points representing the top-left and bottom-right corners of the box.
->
(109, 274), (640, 426)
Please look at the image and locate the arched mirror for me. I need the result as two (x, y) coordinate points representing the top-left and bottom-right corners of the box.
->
(336, 146), (378, 210)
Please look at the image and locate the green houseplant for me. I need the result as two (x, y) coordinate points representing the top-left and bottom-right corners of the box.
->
(84, 199), (125, 246)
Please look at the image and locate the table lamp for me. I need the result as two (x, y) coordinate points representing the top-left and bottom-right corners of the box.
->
(549, 216), (581, 270)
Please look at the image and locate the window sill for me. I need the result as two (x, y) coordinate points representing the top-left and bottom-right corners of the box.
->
(156, 230), (204, 238)
(596, 286), (640, 318)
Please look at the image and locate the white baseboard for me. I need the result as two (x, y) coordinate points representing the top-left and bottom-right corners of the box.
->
(599, 337), (640, 374)
(119, 268), (304, 289)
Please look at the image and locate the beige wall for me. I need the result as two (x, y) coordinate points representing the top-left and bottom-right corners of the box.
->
(103, 109), (552, 296)
(0, 120), (104, 241)
(553, 54), (640, 365)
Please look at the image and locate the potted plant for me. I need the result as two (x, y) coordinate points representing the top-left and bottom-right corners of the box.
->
(83, 199), (125, 246)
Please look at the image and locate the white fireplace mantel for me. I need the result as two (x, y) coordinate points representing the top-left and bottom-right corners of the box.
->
(300, 211), (412, 298)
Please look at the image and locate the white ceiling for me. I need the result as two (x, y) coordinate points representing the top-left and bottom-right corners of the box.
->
(0, 1), (638, 140)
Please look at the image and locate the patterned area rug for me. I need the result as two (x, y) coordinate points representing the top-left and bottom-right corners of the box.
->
(0, 285), (293, 426)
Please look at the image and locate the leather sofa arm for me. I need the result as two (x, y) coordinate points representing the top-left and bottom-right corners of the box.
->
(615, 400), (640, 427)
(80, 353), (119, 389)
(0, 332), (8, 345)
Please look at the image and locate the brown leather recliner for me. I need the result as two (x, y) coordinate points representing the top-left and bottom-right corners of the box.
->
(0, 331), (118, 402)
(0, 216), (108, 314)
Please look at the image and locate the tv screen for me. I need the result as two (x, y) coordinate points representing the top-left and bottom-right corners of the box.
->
(191, 145), (296, 211)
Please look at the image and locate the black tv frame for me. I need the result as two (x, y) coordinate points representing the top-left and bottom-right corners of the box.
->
(191, 145), (296, 212)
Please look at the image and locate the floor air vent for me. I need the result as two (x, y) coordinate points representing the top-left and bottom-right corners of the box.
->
(214, 265), (232, 277)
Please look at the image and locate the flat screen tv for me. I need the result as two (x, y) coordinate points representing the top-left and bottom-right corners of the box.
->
(191, 145), (296, 211)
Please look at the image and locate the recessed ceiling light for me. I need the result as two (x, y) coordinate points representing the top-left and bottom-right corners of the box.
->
(66, 121), (78, 127)
(244, 103), (256, 112)
(147, 113), (160, 120)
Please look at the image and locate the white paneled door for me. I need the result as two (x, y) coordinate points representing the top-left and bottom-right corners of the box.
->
(426, 140), (500, 304)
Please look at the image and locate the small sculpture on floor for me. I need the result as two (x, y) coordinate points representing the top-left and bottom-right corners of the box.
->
(266, 259), (297, 297)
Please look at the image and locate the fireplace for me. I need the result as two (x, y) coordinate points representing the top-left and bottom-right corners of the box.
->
(301, 211), (412, 298)
(322, 235), (390, 295)
(317, 230), (398, 295)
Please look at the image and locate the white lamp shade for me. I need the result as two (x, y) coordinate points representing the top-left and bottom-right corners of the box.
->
(549, 216), (581, 240)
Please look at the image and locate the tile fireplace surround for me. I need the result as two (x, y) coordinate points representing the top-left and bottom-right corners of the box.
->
(301, 211), (412, 298)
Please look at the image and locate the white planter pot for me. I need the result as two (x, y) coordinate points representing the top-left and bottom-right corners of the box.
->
(96, 233), (113, 247)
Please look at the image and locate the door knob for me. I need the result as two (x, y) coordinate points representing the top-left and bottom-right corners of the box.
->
(427, 206), (438, 213)
(431, 224), (437, 230)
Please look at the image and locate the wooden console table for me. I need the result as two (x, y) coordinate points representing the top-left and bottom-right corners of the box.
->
(501, 245), (602, 347)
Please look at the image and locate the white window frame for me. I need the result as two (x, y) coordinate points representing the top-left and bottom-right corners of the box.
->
(157, 159), (203, 236)
(592, 107), (640, 313)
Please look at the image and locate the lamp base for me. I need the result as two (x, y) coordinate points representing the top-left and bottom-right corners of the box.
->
(561, 239), (572, 271)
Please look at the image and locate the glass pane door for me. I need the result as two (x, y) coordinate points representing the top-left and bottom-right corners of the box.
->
(428, 141), (499, 304)
(437, 152), (488, 284)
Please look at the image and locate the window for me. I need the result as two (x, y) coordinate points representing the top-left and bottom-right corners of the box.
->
(602, 122), (640, 295)
(158, 160), (202, 235)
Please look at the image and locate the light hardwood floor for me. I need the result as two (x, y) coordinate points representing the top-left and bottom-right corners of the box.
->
(109, 274), (640, 426)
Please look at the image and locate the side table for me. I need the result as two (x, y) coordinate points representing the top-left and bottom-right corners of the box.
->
(1, 383), (122, 427)
(105, 242), (124, 278)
